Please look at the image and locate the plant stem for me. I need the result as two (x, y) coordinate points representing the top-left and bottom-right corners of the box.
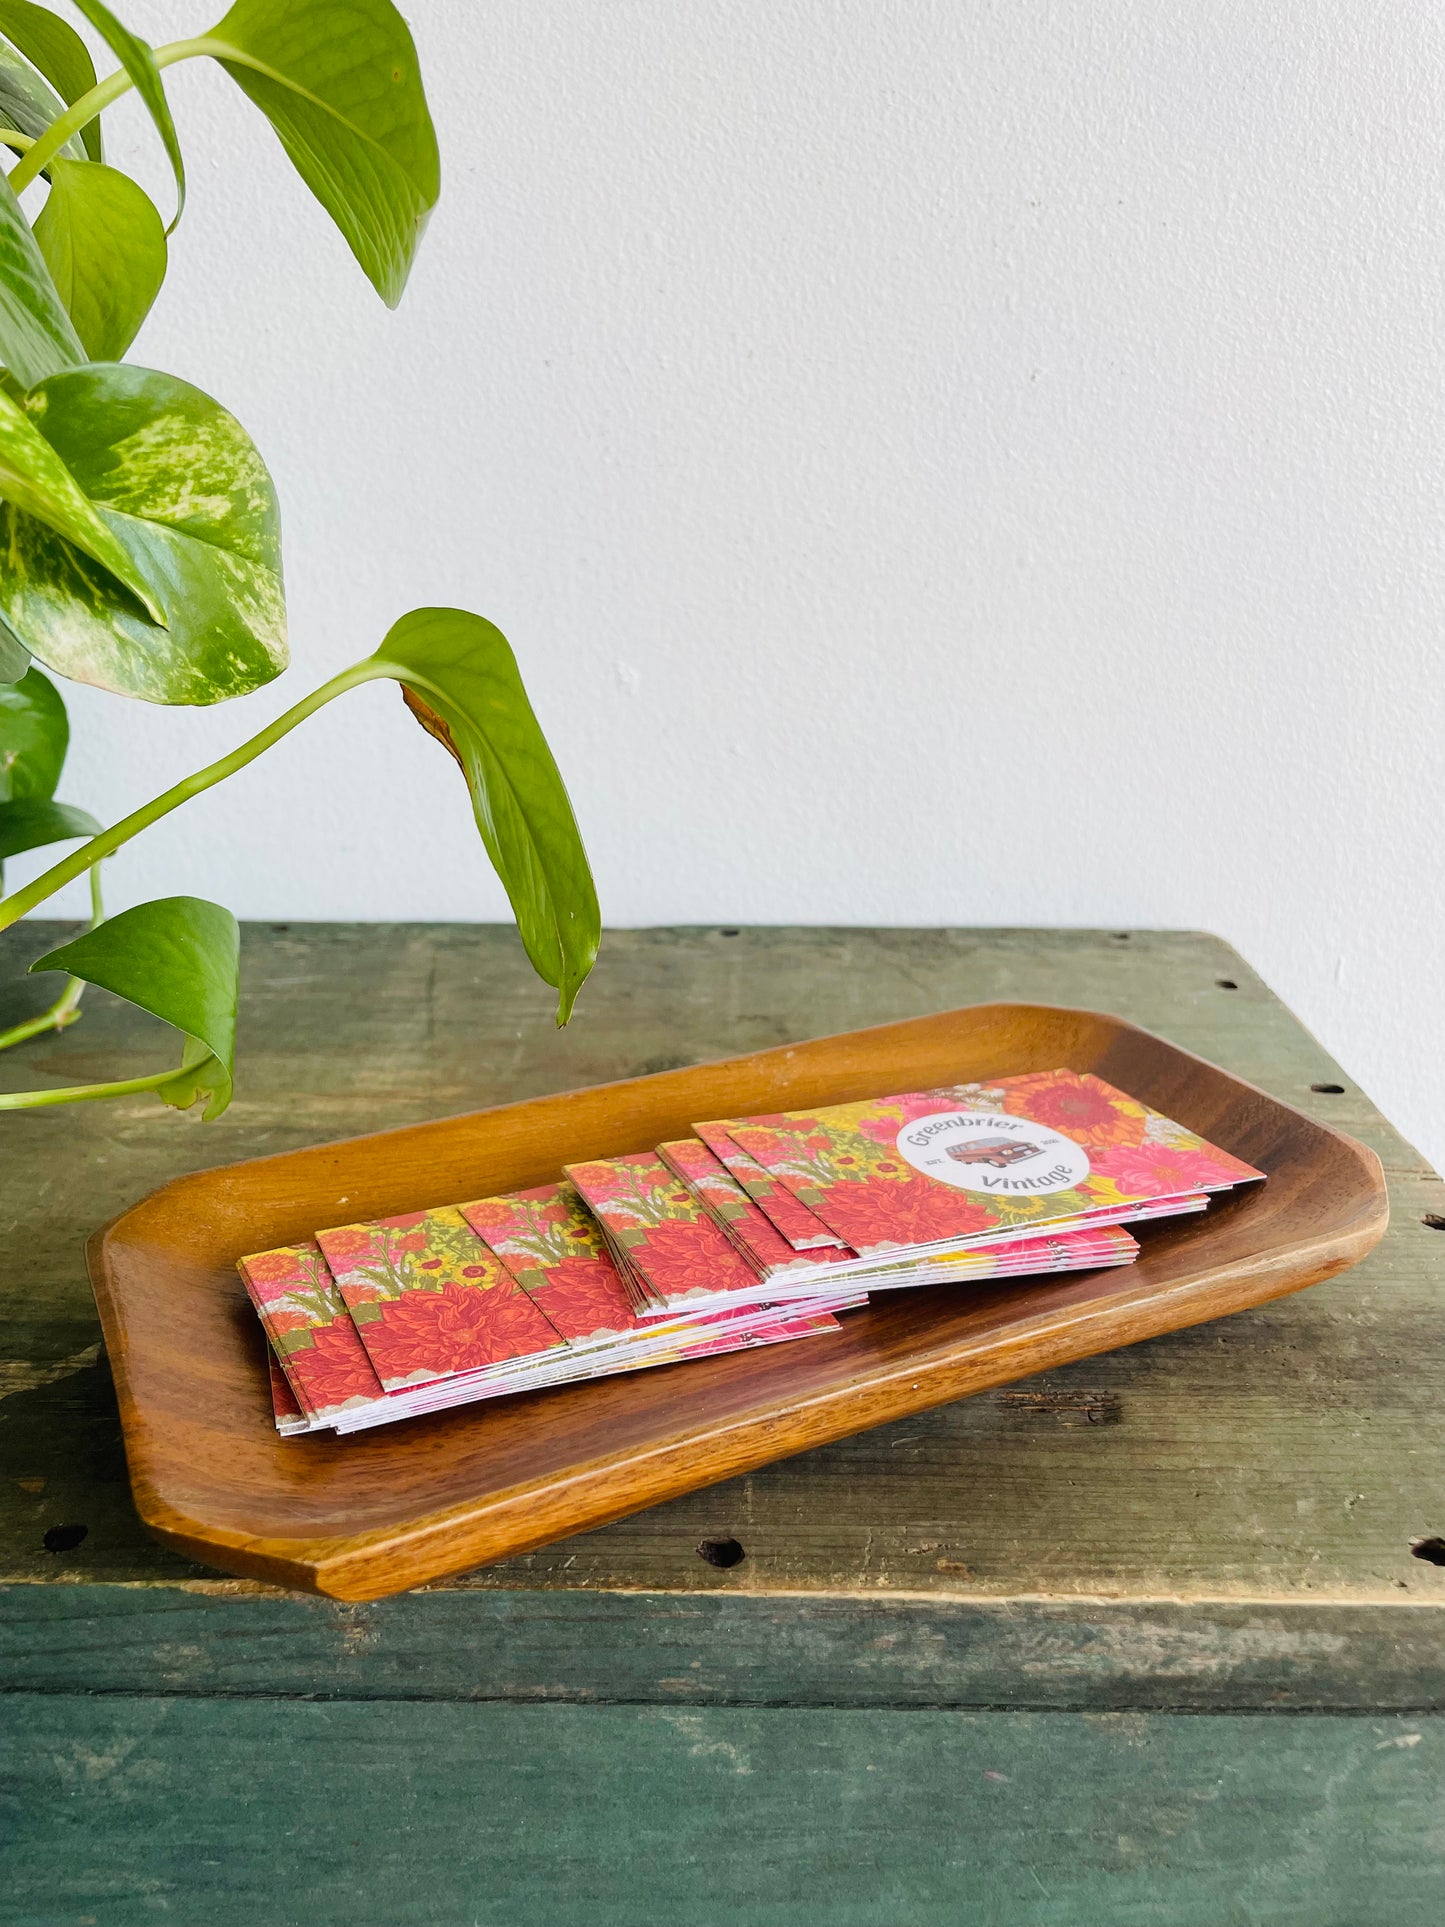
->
(0, 987), (79, 1050)
(0, 659), (391, 933)
(7, 39), (215, 193)
(0, 129), (35, 154)
(0, 863), (104, 1052)
(0, 1063), (177, 1110)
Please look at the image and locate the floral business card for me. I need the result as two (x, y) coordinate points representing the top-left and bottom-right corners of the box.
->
(315, 1207), (566, 1391)
(714, 1070), (1263, 1258)
(691, 1121), (847, 1250)
(459, 1181), (646, 1344)
(656, 1138), (837, 1282)
(563, 1151), (776, 1312)
(237, 1240), (385, 1424)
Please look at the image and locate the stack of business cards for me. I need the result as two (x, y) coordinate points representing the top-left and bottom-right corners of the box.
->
(242, 1189), (841, 1436)
(678, 1069), (1261, 1283)
(242, 1069), (1262, 1437)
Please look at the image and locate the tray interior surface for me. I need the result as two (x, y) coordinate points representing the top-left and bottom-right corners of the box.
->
(89, 1001), (1388, 1599)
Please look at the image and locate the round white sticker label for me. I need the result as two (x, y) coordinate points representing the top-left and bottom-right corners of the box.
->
(894, 1110), (1090, 1195)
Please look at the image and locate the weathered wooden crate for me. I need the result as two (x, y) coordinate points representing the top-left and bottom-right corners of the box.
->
(3, 925), (1441, 1925)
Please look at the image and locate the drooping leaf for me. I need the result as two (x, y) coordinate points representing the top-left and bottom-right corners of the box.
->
(34, 156), (166, 358)
(378, 608), (599, 1022)
(0, 379), (167, 621)
(69, 0), (183, 225)
(201, 0), (439, 306)
(0, 660), (65, 798)
(0, 33), (86, 155)
(0, 792), (98, 857)
(0, 162), (84, 386)
(0, 0), (103, 158)
(30, 894), (239, 1117)
(0, 362), (287, 703)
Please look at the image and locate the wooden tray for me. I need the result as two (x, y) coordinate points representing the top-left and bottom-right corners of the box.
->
(88, 1001), (1388, 1600)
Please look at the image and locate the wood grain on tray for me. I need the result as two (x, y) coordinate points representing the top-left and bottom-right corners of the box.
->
(87, 1001), (1388, 1600)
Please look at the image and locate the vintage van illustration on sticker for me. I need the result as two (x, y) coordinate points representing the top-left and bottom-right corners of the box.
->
(945, 1136), (1044, 1170)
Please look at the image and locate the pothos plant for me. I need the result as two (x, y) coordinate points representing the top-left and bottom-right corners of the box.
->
(0, 0), (599, 1118)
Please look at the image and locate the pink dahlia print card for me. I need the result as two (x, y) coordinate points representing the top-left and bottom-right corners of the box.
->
(655, 1138), (837, 1284)
(691, 1121), (846, 1250)
(717, 1071), (1263, 1260)
(463, 1180), (845, 1366)
(314, 1207), (565, 1391)
(459, 1182), (644, 1345)
(267, 1350), (309, 1435)
(661, 1137), (1143, 1291)
(236, 1241), (384, 1427)
(563, 1151), (774, 1314)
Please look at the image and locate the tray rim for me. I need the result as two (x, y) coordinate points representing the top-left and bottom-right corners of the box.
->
(87, 999), (1390, 1599)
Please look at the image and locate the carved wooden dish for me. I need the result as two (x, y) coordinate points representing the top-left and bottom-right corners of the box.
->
(88, 1002), (1388, 1600)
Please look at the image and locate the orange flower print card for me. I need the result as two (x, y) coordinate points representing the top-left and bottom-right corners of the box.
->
(236, 1241), (385, 1425)
(563, 1151), (769, 1313)
(459, 1182), (643, 1345)
(656, 1139), (837, 1283)
(315, 1206), (566, 1391)
(692, 1121), (847, 1250)
(723, 1072), (1264, 1259)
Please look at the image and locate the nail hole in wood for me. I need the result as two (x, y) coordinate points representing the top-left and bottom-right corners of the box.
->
(1216, 979), (1238, 990)
(1310, 1083), (1345, 1095)
(697, 1536), (746, 1568)
(719, 929), (739, 938)
(1410, 1537), (1445, 1567)
(1111, 932), (1130, 941)
(43, 1523), (87, 1553)
(1423, 1215), (1445, 1232)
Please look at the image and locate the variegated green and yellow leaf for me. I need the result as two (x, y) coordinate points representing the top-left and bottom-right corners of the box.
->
(0, 363), (286, 704)
(0, 163), (84, 387)
(0, 379), (166, 620)
(0, 616), (30, 682)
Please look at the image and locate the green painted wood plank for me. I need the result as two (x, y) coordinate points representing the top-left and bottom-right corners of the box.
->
(3, 1696), (1441, 1927)
(1, 925), (1441, 1625)
(4, 1586), (1444, 1710)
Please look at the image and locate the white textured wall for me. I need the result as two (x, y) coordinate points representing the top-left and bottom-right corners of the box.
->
(9, 2), (1444, 1169)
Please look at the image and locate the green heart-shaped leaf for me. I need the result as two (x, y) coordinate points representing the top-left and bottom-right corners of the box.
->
(0, 793), (99, 859)
(0, 0), (103, 159)
(0, 362), (287, 703)
(34, 157), (167, 360)
(69, 0), (183, 224)
(0, 660), (65, 799)
(0, 163), (84, 387)
(202, 0), (439, 306)
(0, 378), (167, 621)
(376, 608), (599, 1022)
(0, 33), (86, 156)
(30, 893), (239, 1117)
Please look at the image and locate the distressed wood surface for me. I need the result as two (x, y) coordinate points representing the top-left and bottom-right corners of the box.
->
(2, 925), (1443, 1705)
(4, 1695), (1441, 1927)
